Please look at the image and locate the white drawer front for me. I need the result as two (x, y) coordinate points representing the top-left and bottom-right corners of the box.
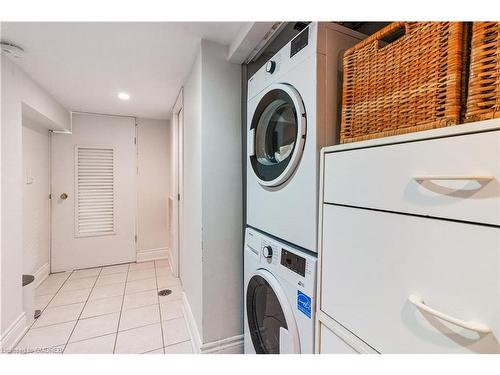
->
(319, 323), (358, 354)
(323, 130), (500, 225)
(321, 204), (500, 353)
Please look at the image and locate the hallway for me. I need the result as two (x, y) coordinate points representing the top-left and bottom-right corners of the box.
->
(1, 20), (244, 355)
(15, 260), (192, 354)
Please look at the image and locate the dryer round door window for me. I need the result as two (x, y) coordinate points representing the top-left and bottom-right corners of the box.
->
(246, 269), (300, 354)
(250, 83), (306, 187)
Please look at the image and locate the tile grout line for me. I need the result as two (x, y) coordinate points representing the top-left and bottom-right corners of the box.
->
(49, 287), (178, 328)
(16, 293), (181, 334)
(23, 263), (177, 354)
(65, 319), (173, 347)
(154, 260), (166, 353)
(62, 267), (103, 353)
(112, 263), (131, 354)
(143, 339), (191, 354)
(14, 271), (73, 350)
(33, 280), (128, 314)
(164, 339), (191, 353)
(35, 271), (73, 313)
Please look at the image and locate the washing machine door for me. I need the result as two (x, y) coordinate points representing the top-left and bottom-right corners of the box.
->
(249, 83), (306, 187)
(246, 269), (300, 354)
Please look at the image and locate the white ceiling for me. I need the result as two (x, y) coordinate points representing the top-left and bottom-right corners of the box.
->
(1, 22), (248, 119)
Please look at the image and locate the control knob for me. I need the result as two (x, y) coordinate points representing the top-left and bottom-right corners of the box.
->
(262, 245), (273, 259)
(265, 60), (276, 74)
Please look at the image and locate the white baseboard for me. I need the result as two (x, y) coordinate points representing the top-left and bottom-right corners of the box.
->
(33, 262), (50, 288)
(166, 247), (175, 274)
(200, 334), (244, 354)
(181, 292), (202, 353)
(181, 292), (243, 354)
(0, 312), (28, 352)
(136, 247), (169, 263)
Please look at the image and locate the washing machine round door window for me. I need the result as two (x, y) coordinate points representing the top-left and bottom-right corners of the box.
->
(246, 269), (300, 353)
(250, 83), (306, 187)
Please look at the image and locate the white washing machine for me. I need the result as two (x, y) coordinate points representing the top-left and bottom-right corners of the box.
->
(246, 22), (365, 252)
(244, 227), (317, 354)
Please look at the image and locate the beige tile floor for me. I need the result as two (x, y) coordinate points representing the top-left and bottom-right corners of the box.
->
(15, 259), (193, 354)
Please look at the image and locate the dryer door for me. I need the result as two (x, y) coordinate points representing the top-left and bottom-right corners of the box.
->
(249, 83), (306, 187)
(246, 269), (300, 354)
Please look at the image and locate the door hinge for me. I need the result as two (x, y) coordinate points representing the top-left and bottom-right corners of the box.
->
(135, 234), (137, 243)
(134, 137), (137, 145)
(178, 193), (180, 201)
(49, 193), (52, 200)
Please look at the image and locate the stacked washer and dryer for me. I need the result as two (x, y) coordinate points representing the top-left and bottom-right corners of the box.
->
(244, 22), (365, 354)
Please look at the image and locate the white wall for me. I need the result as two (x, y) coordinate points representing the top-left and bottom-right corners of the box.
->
(180, 50), (204, 335)
(22, 120), (50, 276)
(179, 40), (242, 348)
(1, 55), (69, 349)
(136, 118), (170, 260)
(200, 40), (243, 344)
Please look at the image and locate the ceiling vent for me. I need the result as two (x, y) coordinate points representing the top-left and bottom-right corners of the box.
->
(1, 41), (25, 58)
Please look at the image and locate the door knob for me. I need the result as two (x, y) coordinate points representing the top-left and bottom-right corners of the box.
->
(60, 193), (68, 200)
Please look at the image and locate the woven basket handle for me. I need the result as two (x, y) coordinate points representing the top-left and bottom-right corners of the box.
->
(376, 22), (408, 49)
(345, 22), (409, 56)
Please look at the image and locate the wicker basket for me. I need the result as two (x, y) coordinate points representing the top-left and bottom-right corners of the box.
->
(340, 22), (466, 143)
(465, 22), (500, 122)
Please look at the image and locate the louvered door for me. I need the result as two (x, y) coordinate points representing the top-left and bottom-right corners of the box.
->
(51, 113), (136, 272)
(75, 146), (115, 237)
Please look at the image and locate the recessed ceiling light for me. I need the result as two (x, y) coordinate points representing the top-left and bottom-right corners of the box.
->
(117, 92), (130, 101)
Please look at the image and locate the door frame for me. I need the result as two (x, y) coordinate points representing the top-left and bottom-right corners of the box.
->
(171, 89), (184, 277)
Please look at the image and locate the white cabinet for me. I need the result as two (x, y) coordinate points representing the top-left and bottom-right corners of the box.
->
(316, 120), (500, 354)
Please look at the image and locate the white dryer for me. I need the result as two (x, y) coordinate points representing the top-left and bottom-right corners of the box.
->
(244, 227), (317, 354)
(246, 22), (365, 251)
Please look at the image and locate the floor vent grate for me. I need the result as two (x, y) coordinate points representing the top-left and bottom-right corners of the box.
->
(158, 289), (172, 296)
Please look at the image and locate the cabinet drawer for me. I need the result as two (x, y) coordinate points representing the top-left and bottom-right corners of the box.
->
(320, 204), (500, 353)
(323, 130), (500, 225)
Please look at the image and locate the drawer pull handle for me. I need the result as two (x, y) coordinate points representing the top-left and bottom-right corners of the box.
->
(413, 176), (494, 183)
(408, 295), (491, 334)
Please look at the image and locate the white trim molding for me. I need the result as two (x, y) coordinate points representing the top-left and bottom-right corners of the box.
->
(200, 334), (244, 354)
(0, 312), (28, 352)
(136, 247), (169, 263)
(166, 247), (175, 274)
(181, 292), (202, 353)
(33, 262), (50, 289)
(181, 292), (244, 354)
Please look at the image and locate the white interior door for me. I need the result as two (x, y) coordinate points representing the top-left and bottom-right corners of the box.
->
(170, 91), (183, 277)
(51, 113), (137, 272)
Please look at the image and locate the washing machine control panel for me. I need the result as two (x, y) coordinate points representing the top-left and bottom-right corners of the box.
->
(280, 249), (306, 277)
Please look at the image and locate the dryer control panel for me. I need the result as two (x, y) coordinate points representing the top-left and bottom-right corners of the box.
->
(290, 27), (309, 58)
